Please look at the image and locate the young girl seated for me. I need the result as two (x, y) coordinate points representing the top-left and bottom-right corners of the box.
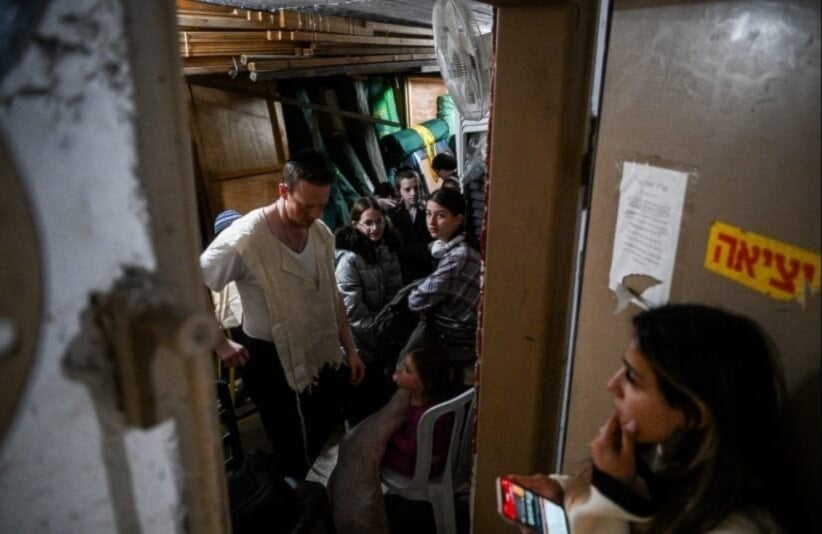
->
(328, 345), (455, 533)
(508, 304), (796, 533)
(382, 344), (453, 478)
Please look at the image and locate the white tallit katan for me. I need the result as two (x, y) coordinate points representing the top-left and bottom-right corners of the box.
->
(236, 212), (342, 392)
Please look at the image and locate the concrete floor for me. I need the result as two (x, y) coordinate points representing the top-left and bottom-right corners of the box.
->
(231, 405), (470, 533)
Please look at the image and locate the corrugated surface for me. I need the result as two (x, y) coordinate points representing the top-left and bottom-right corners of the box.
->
(193, 0), (493, 32)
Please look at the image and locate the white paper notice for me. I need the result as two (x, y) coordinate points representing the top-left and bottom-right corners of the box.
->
(608, 162), (688, 310)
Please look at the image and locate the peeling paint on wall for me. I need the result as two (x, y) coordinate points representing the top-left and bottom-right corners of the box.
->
(0, 0), (183, 532)
(608, 161), (690, 311)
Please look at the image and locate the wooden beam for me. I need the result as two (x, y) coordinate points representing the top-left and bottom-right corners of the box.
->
(180, 41), (302, 58)
(473, 0), (598, 531)
(269, 30), (434, 48)
(363, 20), (433, 37)
(182, 57), (256, 77)
(177, 14), (274, 30)
(247, 53), (435, 72)
(277, 9), (373, 36)
(250, 59), (437, 81)
(267, 92), (403, 128)
(207, 164), (284, 182)
(302, 44), (435, 57)
(176, 0), (237, 14)
(240, 53), (303, 65)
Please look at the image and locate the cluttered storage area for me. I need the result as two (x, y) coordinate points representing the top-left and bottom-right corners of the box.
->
(177, 0), (491, 244)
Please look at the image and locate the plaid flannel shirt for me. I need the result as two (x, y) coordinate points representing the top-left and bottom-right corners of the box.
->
(408, 238), (482, 345)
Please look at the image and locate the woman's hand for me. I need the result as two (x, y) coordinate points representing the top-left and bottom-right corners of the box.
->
(506, 473), (565, 503)
(504, 474), (564, 534)
(590, 411), (637, 484)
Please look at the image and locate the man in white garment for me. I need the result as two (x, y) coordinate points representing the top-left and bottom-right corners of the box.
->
(201, 148), (365, 477)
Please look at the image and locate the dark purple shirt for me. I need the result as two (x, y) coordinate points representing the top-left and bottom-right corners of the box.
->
(381, 403), (454, 477)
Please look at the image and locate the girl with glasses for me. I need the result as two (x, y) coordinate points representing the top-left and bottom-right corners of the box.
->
(335, 196), (403, 424)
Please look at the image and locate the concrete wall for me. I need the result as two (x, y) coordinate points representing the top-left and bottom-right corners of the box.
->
(0, 0), (191, 531)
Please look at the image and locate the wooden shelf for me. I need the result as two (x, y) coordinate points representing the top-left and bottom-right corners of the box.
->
(177, 0), (438, 78)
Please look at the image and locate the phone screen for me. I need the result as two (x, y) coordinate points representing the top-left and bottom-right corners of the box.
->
(496, 476), (569, 534)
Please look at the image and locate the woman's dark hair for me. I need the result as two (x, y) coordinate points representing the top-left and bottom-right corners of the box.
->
(431, 152), (457, 172)
(441, 176), (461, 191)
(339, 196), (400, 261)
(407, 344), (450, 405)
(427, 188), (479, 250)
(349, 196), (385, 223)
(632, 303), (792, 532)
(428, 187), (464, 216)
(395, 166), (420, 183)
(372, 181), (397, 199)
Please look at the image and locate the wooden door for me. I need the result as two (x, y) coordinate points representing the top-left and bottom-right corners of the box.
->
(187, 82), (288, 233)
(566, 0), (820, 526)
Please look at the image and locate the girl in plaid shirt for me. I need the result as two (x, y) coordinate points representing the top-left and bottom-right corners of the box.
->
(405, 188), (482, 369)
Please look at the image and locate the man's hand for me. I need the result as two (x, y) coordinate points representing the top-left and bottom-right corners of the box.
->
(376, 197), (397, 211)
(215, 336), (250, 367)
(345, 350), (366, 385)
(590, 411), (636, 484)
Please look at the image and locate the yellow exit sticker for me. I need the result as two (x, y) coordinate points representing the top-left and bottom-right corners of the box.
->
(705, 221), (820, 301)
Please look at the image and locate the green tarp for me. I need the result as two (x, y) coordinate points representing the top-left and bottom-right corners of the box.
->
(379, 118), (450, 171)
(367, 76), (402, 139)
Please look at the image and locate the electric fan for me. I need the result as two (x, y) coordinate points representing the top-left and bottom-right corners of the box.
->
(432, 0), (492, 120)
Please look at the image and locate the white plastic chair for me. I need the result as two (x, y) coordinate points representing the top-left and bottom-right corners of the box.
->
(381, 387), (476, 534)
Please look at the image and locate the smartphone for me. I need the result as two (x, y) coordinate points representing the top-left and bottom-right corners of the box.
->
(496, 476), (569, 534)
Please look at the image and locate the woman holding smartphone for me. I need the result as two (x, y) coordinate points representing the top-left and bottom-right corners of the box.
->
(508, 304), (796, 533)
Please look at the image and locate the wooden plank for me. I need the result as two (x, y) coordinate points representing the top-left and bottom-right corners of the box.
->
(180, 8), (373, 36)
(181, 41), (303, 58)
(247, 53), (435, 72)
(208, 164), (283, 182)
(303, 44), (435, 57)
(189, 84), (286, 177)
(364, 20), (434, 37)
(278, 10), (374, 36)
(246, 9), (365, 35)
(240, 52), (303, 65)
(176, 0), (237, 14)
(189, 78), (271, 99)
(250, 59), (438, 81)
(266, 84), (290, 162)
(182, 63), (246, 77)
(269, 30), (434, 48)
(266, 92), (403, 128)
(180, 31), (271, 42)
(183, 56), (243, 67)
(206, 173), (279, 216)
(405, 75), (449, 126)
(177, 14), (275, 30)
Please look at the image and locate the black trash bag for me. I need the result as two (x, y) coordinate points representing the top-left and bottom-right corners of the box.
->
(228, 449), (303, 533)
(373, 279), (422, 365)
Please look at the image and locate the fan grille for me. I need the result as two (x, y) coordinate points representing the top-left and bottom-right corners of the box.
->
(433, 0), (491, 120)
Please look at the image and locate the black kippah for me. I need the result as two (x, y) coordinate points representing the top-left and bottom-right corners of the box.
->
(288, 147), (325, 167)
